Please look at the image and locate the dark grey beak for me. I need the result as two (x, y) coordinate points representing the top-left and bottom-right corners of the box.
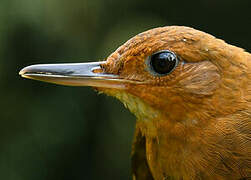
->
(19, 61), (129, 89)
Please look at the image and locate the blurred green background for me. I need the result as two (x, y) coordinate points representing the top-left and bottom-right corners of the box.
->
(0, 0), (251, 179)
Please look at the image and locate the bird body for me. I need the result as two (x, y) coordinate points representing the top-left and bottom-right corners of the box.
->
(20, 26), (251, 179)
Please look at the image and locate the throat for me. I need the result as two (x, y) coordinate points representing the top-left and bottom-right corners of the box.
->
(113, 91), (161, 121)
(112, 91), (167, 138)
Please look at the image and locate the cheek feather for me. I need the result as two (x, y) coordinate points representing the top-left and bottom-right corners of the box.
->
(178, 61), (221, 95)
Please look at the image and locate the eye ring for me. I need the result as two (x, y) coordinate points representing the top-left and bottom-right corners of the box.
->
(146, 50), (179, 76)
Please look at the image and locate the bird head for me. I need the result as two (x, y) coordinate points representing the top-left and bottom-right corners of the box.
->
(19, 26), (251, 135)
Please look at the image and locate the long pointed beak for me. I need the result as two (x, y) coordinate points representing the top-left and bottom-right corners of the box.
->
(19, 61), (132, 89)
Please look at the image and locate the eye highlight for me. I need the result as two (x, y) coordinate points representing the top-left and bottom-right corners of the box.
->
(147, 50), (179, 76)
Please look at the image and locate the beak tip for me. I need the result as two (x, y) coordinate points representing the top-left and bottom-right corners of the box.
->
(19, 65), (37, 78)
(19, 66), (34, 79)
(19, 69), (25, 76)
(19, 67), (28, 77)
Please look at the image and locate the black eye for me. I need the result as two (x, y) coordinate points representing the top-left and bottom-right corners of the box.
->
(148, 50), (179, 76)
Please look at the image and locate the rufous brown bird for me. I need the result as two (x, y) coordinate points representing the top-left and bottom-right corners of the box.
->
(19, 26), (251, 180)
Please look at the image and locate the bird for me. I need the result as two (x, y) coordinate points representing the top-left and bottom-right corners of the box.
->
(19, 26), (251, 180)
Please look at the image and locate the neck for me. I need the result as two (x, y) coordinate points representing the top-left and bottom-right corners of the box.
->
(138, 109), (251, 179)
(107, 90), (203, 138)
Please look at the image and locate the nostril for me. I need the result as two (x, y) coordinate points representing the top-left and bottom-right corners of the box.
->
(92, 66), (104, 74)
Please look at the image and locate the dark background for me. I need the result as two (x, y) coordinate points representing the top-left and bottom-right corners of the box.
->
(0, 0), (251, 179)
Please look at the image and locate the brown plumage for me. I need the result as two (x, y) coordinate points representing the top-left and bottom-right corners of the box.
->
(20, 26), (251, 179)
